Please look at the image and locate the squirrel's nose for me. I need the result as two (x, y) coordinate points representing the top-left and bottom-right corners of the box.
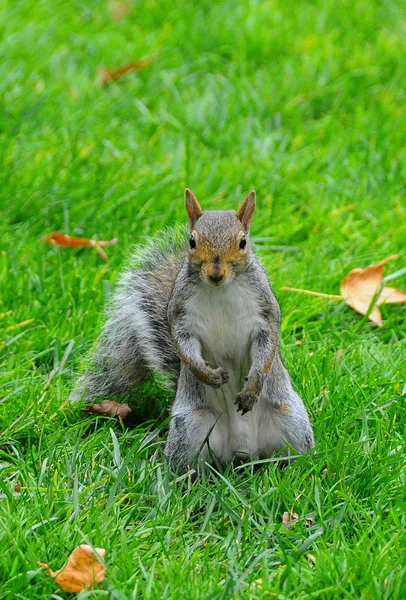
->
(208, 272), (224, 284)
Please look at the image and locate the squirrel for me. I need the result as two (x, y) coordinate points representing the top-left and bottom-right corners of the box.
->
(71, 189), (315, 471)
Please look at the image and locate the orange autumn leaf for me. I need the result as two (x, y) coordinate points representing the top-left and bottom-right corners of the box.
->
(38, 544), (106, 593)
(45, 232), (118, 261)
(46, 233), (93, 247)
(281, 255), (406, 326)
(340, 254), (406, 325)
(82, 400), (132, 420)
(96, 57), (154, 86)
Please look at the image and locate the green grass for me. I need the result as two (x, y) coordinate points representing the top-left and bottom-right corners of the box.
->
(1, 0), (405, 597)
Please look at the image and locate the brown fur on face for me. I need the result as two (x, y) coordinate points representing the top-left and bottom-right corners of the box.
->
(188, 211), (249, 285)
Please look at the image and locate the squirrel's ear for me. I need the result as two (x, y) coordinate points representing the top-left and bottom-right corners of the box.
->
(185, 189), (203, 229)
(236, 190), (256, 231)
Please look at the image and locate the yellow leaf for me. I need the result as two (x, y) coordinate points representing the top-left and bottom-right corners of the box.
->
(340, 254), (406, 326)
(281, 254), (406, 326)
(38, 544), (106, 593)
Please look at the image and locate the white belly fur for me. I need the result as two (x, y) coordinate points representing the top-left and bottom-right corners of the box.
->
(184, 278), (283, 463)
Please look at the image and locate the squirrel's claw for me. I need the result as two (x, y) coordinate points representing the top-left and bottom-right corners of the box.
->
(235, 388), (257, 415)
(234, 402), (249, 416)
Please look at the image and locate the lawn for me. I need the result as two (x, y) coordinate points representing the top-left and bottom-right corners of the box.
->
(1, 0), (405, 598)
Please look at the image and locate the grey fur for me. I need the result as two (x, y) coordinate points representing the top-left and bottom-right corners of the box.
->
(71, 207), (315, 472)
(70, 226), (188, 401)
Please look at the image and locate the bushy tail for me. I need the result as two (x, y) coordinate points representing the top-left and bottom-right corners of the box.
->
(70, 226), (188, 402)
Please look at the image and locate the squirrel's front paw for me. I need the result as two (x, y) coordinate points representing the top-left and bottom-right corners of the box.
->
(207, 366), (229, 388)
(235, 388), (257, 415)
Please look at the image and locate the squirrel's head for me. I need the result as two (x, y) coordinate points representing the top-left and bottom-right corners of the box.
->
(185, 189), (256, 287)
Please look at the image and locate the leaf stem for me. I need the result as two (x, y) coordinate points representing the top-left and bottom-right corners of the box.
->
(279, 286), (344, 300)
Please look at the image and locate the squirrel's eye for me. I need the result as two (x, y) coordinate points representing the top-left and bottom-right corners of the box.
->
(239, 236), (247, 250)
(189, 235), (196, 249)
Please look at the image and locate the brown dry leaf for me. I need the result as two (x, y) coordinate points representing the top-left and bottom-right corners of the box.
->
(96, 57), (154, 86)
(38, 544), (106, 593)
(45, 233), (118, 261)
(281, 254), (406, 326)
(340, 254), (406, 326)
(282, 511), (299, 526)
(282, 511), (290, 525)
(82, 400), (132, 420)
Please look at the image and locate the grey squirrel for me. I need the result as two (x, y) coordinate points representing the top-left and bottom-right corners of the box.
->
(71, 189), (314, 471)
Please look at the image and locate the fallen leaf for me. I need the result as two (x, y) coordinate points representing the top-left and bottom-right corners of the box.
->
(282, 511), (290, 525)
(82, 400), (132, 420)
(340, 254), (406, 325)
(38, 544), (106, 593)
(282, 511), (299, 526)
(96, 57), (154, 86)
(45, 233), (118, 261)
(305, 515), (315, 527)
(281, 255), (406, 326)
